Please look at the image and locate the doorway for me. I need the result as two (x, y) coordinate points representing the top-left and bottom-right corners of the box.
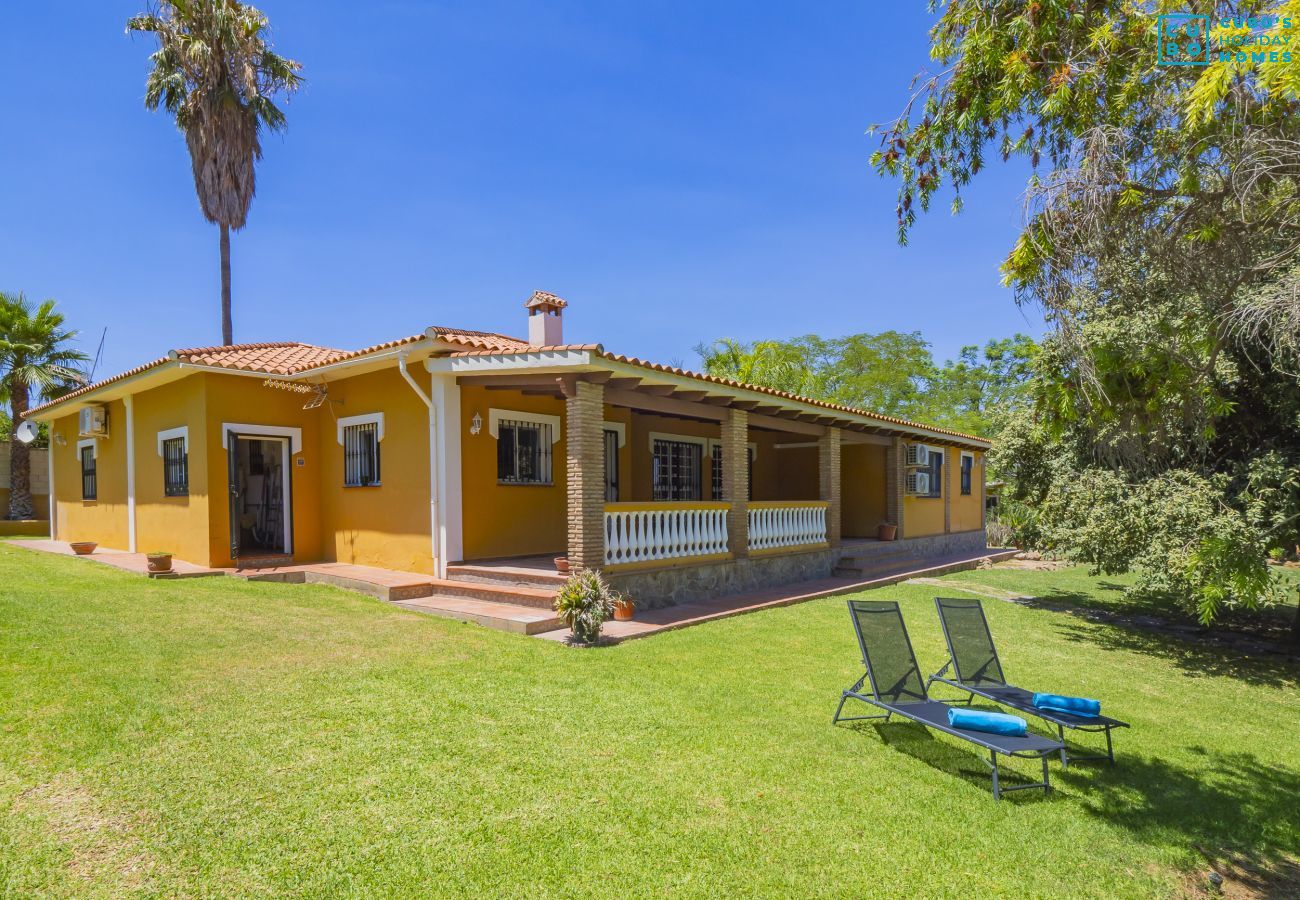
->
(227, 432), (292, 559)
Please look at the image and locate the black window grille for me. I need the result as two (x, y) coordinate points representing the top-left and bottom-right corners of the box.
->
(960, 454), (973, 496)
(927, 450), (944, 498)
(652, 439), (702, 501)
(711, 446), (753, 500)
(80, 445), (97, 500)
(603, 429), (620, 501)
(163, 436), (188, 496)
(497, 420), (552, 485)
(343, 422), (381, 486)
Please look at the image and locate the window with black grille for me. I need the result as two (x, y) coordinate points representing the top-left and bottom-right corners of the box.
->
(927, 450), (944, 498)
(710, 446), (753, 500)
(603, 429), (620, 501)
(497, 419), (552, 485)
(343, 421), (381, 486)
(163, 436), (188, 496)
(960, 454), (973, 496)
(80, 445), (97, 500)
(652, 439), (702, 501)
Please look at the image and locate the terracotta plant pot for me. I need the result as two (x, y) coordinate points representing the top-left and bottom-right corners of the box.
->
(877, 523), (898, 541)
(554, 556), (570, 574)
(147, 553), (173, 574)
(70, 541), (97, 556)
(613, 599), (635, 621)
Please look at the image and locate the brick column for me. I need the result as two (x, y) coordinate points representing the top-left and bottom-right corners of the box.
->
(819, 428), (842, 546)
(885, 437), (904, 539)
(720, 408), (749, 557)
(565, 380), (606, 571)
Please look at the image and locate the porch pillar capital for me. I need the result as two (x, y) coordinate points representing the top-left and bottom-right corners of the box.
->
(819, 428), (842, 547)
(565, 380), (606, 571)
(720, 408), (749, 557)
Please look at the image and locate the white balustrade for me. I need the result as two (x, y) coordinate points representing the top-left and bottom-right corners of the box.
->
(747, 503), (828, 552)
(604, 503), (730, 567)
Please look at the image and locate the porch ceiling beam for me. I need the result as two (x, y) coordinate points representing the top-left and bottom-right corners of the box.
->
(605, 388), (725, 421)
(605, 377), (643, 391)
(637, 384), (678, 397)
(671, 390), (710, 403)
(747, 412), (825, 437)
(729, 399), (761, 411)
(700, 395), (736, 407)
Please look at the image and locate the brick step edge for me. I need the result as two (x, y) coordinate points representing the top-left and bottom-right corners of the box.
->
(425, 577), (558, 609)
(396, 596), (564, 635)
(444, 566), (568, 588)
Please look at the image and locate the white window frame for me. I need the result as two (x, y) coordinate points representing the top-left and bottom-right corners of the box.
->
(156, 426), (189, 456)
(221, 423), (303, 455)
(336, 412), (385, 446)
(960, 451), (975, 496)
(76, 438), (97, 458)
(488, 408), (561, 444)
(602, 421), (626, 448)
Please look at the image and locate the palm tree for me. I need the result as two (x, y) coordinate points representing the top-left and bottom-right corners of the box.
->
(127, 1), (302, 345)
(0, 293), (89, 520)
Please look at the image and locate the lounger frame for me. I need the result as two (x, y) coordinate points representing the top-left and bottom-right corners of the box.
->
(927, 597), (1130, 767)
(833, 600), (1062, 800)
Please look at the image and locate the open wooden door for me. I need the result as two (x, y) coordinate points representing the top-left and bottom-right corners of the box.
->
(227, 430), (241, 560)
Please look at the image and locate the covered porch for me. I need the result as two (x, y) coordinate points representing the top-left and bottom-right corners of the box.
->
(442, 348), (987, 606)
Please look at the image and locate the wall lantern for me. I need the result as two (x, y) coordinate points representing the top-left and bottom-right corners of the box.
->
(470, 412), (483, 435)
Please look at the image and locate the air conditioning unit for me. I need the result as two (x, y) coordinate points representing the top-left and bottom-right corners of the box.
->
(904, 443), (930, 467)
(905, 471), (931, 496)
(79, 405), (108, 437)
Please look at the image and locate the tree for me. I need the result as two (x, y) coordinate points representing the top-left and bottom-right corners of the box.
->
(127, 1), (302, 345)
(927, 335), (1038, 438)
(876, 1), (1300, 632)
(0, 294), (89, 520)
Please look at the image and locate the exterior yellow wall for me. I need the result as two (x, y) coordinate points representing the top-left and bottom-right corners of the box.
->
(902, 442), (984, 538)
(626, 413), (719, 502)
(50, 401), (130, 549)
(459, 386), (568, 560)
(842, 443), (887, 538)
(951, 449), (984, 532)
(201, 373), (323, 567)
(317, 368), (434, 574)
(132, 376), (210, 565)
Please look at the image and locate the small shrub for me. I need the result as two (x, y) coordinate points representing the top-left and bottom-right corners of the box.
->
(553, 569), (619, 644)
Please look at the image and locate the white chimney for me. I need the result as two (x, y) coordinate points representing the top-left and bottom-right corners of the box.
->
(525, 290), (567, 347)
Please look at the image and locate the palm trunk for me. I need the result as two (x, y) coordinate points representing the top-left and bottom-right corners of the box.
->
(7, 383), (33, 521)
(220, 223), (233, 345)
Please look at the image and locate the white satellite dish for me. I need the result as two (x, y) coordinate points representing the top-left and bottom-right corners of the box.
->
(15, 420), (39, 444)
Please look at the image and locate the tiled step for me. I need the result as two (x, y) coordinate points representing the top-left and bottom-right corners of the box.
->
(424, 577), (557, 610)
(444, 564), (568, 588)
(395, 594), (564, 635)
(237, 565), (435, 602)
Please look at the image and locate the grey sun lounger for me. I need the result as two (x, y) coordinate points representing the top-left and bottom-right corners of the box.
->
(927, 597), (1130, 766)
(833, 599), (1063, 800)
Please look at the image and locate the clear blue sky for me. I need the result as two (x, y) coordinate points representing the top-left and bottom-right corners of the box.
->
(1, 1), (1043, 383)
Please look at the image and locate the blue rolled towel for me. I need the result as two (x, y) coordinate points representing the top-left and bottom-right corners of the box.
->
(947, 707), (1027, 736)
(1033, 693), (1101, 717)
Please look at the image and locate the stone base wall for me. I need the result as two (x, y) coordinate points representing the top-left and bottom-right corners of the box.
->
(608, 548), (838, 609)
(608, 527), (990, 609)
(892, 529), (989, 558)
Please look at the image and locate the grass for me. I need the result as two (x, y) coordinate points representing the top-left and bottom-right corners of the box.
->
(1, 543), (1297, 897)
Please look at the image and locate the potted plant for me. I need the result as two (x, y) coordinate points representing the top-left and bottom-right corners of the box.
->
(554, 556), (570, 574)
(146, 551), (174, 574)
(69, 541), (97, 555)
(552, 569), (618, 644)
(613, 596), (635, 621)
(877, 522), (898, 541)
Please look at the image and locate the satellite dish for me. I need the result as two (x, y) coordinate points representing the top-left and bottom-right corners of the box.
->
(15, 420), (38, 444)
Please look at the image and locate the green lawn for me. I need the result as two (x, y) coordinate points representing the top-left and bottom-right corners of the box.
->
(1, 544), (1297, 897)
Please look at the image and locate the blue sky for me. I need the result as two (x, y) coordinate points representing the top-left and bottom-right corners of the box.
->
(0, 1), (1042, 383)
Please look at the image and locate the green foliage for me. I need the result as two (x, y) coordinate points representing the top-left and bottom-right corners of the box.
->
(552, 569), (619, 644)
(696, 331), (1036, 436)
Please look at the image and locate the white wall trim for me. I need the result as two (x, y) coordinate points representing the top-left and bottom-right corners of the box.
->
(336, 412), (385, 445)
(156, 426), (189, 456)
(648, 431), (709, 452)
(488, 408), (562, 444)
(602, 421), (626, 448)
(221, 423), (303, 455)
(124, 395), (136, 552)
(76, 438), (97, 458)
(47, 444), (56, 540)
(431, 374), (463, 577)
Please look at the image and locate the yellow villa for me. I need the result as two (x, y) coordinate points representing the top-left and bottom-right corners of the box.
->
(25, 293), (991, 612)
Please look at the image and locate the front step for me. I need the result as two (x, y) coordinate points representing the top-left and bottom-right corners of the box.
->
(445, 564), (567, 589)
(395, 594), (564, 635)
(426, 577), (557, 610)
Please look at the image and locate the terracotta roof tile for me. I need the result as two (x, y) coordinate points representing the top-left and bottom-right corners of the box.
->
(171, 342), (348, 375)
